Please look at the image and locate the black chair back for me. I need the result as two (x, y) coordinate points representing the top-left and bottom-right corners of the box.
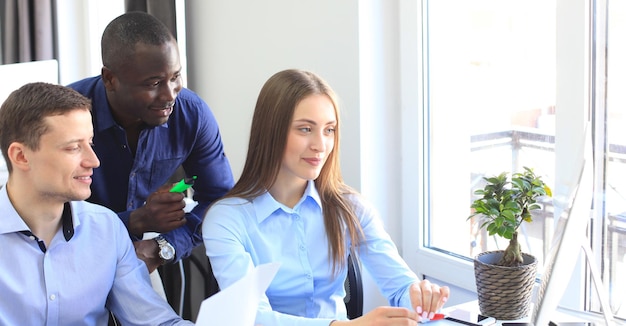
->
(344, 253), (364, 319)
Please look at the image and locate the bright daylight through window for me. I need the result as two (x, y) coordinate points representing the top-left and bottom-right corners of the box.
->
(422, 0), (624, 319)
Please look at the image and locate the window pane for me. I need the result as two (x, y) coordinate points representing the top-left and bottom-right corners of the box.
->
(606, 0), (626, 319)
(426, 0), (556, 270)
(425, 0), (625, 319)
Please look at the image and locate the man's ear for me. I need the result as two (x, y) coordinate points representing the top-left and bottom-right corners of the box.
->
(7, 142), (30, 172)
(101, 66), (116, 91)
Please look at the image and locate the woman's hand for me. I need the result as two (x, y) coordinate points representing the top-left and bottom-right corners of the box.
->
(410, 279), (450, 321)
(330, 306), (419, 325)
(330, 280), (450, 325)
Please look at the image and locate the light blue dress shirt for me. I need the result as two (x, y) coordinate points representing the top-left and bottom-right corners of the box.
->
(0, 185), (193, 326)
(203, 180), (419, 326)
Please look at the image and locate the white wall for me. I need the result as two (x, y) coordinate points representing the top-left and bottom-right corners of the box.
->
(185, 1), (362, 188)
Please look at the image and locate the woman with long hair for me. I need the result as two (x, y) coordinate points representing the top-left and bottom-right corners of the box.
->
(203, 69), (450, 325)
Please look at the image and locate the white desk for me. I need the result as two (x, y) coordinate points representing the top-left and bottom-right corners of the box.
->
(425, 301), (525, 326)
(427, 300), (623, 325)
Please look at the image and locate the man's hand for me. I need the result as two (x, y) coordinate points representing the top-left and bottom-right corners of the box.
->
(128, 184), (187, 236)
(134, 239), (162, 273)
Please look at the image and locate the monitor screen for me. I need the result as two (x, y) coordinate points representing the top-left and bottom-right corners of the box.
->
(531, 128), (593, 325)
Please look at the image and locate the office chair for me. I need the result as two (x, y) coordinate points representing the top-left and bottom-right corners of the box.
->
(200, 253), (364, 319)
(202, 257), (220, 298)
(344, 252), (364, 319)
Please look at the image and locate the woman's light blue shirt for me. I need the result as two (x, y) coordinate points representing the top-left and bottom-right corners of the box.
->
(203, 180), (419, 326)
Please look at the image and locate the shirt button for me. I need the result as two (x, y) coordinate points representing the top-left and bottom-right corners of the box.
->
(299, 245), (306, 251)
(306, 274), (312, 279)
(49, 294), (56, 301)
(29, 236), (36, 241)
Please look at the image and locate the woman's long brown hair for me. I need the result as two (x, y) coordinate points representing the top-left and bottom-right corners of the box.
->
(223, 69), (364, 274)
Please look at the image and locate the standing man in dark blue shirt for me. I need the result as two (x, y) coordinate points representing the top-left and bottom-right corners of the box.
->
(68, 11), (234, 273)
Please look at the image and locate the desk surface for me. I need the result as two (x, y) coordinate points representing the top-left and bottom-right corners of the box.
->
(433, 301), (622, 326)
(425, 301), (526, 326)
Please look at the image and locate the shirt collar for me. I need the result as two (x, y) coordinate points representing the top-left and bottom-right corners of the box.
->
(253, 180), (322, 224)
(61, 202), (75, 241)
(0, 185), (30, 235)
(91, 78), (118, 133)
(0, 185), (75, 241)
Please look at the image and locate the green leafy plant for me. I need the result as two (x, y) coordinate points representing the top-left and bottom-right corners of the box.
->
(468, 167), (552, 267)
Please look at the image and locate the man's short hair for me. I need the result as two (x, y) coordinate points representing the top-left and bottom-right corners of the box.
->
(101, 11), (175, 71)
(0, 82), (91, 173)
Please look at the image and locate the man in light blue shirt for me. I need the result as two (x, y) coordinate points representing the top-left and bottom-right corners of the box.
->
(0, 83), (193, 325)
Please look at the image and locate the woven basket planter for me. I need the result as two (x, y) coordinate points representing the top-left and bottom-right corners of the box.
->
(474, 250), (538, 320)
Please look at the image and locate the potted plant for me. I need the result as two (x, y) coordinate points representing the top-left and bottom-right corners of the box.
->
(468, 166), (552, 320)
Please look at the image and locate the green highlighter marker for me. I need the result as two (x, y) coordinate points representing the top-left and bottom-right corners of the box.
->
(170, 176), (197, 193)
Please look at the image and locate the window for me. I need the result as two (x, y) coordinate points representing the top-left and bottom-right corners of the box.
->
(401, 0), (625, 320)
(604, 0), (626, 318)
(425, 0), (557, 266)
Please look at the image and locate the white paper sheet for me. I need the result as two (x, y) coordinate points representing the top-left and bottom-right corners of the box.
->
(195, 262), (280, 326)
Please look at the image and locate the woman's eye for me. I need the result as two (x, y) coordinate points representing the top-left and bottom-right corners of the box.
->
(299, 127), (312, 133)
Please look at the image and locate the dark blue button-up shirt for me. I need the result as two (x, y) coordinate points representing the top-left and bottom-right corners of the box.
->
(68, 76), (235, 261)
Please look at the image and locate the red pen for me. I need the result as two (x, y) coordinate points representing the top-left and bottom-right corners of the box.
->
(419, 313), (445, 323)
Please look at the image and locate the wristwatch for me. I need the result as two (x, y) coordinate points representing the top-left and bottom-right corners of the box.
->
(155, 235), (175, 264)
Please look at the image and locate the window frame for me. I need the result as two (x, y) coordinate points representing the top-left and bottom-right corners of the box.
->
(400, 0), (593, 308)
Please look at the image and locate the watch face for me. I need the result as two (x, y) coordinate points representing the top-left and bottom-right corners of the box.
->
(160, 244), (175, 260)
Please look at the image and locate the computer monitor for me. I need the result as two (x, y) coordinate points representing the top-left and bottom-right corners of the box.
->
(531, 155), (591, 324)
(531, 126), (613, 325)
